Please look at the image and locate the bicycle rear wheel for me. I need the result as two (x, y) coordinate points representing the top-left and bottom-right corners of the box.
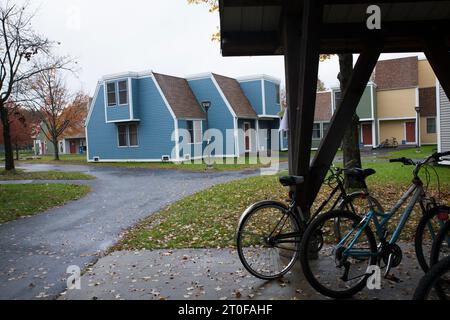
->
(300, 210), (377, 299)
(415, 206), (450, 272)
(236, 202), (302, 280)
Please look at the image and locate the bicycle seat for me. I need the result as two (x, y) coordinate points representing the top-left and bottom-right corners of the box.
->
(279, 176), (305, 187)
(344, 168), (376, 180)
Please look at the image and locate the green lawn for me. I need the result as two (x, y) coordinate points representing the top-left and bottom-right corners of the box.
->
(113, 161), (450, 251)
(19, 154), (286, 172)
(0, 184), (91, 224)
(0, 169), (95, 181)
(384, 145), (438, 159)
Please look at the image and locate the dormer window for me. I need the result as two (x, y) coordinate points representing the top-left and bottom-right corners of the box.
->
(118, 80), (128, 105)
(106, 80), (128, 107)
(107, 82), (117, 106)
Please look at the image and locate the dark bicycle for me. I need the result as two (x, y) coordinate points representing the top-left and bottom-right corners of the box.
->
(236, 164), (383, 280)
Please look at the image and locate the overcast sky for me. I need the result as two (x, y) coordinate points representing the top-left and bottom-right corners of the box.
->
(28, 0), (426, 96)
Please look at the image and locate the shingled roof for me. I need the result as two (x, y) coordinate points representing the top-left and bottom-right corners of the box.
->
(212, 74), (258, 119)
(374, 56), (419, 90)
(153, 73), (206, 119)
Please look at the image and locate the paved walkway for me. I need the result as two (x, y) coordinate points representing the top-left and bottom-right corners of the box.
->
(61, 246), (424, 301)
(0, 164), (265, 300)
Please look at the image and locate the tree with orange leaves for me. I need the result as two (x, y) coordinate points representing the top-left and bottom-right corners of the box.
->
(23, 68), (86, 161)
(0, 107), (34, 160)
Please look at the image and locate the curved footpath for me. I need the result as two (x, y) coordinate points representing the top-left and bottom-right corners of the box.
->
(0, 163), (270, 300)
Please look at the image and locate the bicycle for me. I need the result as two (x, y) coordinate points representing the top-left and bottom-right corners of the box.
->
(299, 151), (450, 299)
(414, 222), (450, 300)
(236, 164), (384, 280)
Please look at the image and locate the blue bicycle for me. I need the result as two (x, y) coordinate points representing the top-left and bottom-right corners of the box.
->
(299, 151), (450, 299)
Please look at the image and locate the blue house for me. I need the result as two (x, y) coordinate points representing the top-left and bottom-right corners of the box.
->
(86, 71), (284, 162)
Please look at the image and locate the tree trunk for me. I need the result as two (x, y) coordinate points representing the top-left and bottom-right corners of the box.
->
(338, 54), (363, 189)
(15, 144), (19, 160)
(52, 139), (60, 161)
(0, 104), (15, 171)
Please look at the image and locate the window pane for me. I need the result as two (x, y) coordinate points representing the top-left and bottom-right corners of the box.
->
(312, 123), (321, 139)
(129, 124), (138, 146)
(118, 81), (128, 105)
(118, 125), (128, 147)
(107, 82), (117, 106)
(427, 118), (436, 134)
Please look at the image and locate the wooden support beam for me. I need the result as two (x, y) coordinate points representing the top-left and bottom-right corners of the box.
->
(307, 44), (382, 206)
(283, 11), (301, 174)
(292, 0), (324, 214)
(424, 37), (450, 100)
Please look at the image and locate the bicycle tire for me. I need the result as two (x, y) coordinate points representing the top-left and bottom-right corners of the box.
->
(430, 220), (450, 266)
(415, 207), (449, 272)
(300, 210), (378, 299)
(236, 201), (302, 280)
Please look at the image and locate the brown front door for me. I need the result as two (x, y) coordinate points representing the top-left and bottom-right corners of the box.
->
(244, 122), (251, 152)
(70, 141), (77, 154)
(405, 121), (416, 143)
(362, 123), (373, 146)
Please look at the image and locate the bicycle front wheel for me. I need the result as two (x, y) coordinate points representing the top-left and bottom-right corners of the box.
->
(236, 202), (301, 280)
(300, 210), (377, 299)
(413, 256), (450, 300)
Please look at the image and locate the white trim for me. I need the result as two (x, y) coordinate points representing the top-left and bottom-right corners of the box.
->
(236, 74), (281, 85)
(185, 72), (214, 81)
(372, 120), (376, 148)
(106, 119), (141, 124)
(85, 82), (101, 127)
(234, 117), (239, 157)
(102, 70), (153, 81)
(370, 84), (375, 120)
(359, 118), (374, 122)
(436, 80), (442, 152)
(258, 115), (280, 119)
(377, 119), (381, 148)
(129, 78), (134, 120)
(151, 72), (180, 161)
(256, 120), (260, 152)
(210, 74), (238, 118)
(85, 125), (90, 161)
(378, 116), (416, 121)
(87, 154), (239, 163)
(404, 120), (417, 144)
(415, 87), (421, 147)
(261, 79), (267, 116)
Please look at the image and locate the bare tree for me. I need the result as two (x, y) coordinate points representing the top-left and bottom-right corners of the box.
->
(23, 67), (81, 161)
(0, 2), (68, 170)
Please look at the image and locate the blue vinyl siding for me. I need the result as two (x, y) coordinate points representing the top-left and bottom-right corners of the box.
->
(188, 78), (236, 156)
(106, 104), (131, 122)
(264, 81), (281, 116)
(87, 77), (176, 161)
(240, 80), (263, 115)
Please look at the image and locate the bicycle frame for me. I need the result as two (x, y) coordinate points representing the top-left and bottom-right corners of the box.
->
(340, 182), (425, 258)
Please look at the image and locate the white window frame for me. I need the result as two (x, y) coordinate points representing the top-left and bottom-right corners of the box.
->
(117, 124), (139, 148)
(106, 81), (117, 107)
(426, 117), (437, 134)
(118, 80), (129, 106)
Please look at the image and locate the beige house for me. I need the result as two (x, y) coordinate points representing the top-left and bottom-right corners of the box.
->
(375, 56), (437, 146)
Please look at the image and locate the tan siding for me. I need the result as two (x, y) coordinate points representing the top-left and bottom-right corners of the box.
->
(420, 116), (437, 145)
(377, 88), (416, 119)
(379, 120), (407, 143)
(418, 60), (436, 89)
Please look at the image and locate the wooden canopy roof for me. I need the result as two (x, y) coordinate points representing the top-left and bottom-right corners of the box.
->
(220, 0), (450, 55)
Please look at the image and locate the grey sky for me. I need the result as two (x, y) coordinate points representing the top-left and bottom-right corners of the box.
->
(29, 0), (426, 96)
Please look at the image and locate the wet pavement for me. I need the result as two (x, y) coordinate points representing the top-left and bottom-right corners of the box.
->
(0, 164), (265, 300)
(61, 245), (424, 301)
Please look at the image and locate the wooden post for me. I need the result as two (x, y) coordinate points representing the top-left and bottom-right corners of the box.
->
(424, 36), (450, 100)
(292, 0), (324, 215)
(307, 44), (382, 206)
(282, 7), (302, 174)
